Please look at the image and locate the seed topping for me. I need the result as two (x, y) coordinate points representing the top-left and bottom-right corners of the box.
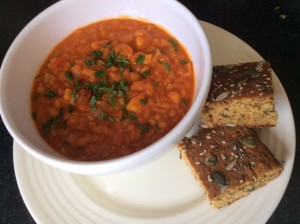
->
(239, 136), (257, 148)
(205, 155), (217, 166)
(210, 171), (227, 186)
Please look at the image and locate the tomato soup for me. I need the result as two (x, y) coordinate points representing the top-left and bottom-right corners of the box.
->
(31, 18), (195, 161)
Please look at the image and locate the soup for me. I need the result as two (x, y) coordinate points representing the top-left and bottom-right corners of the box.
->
(31, 18), (195, 161)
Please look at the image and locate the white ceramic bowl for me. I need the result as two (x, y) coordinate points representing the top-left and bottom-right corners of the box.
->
(0, 0), (211, 175)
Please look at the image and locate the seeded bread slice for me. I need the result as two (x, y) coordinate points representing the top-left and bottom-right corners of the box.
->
(201, 61), (278, 128)
(177, 127), (283, 209)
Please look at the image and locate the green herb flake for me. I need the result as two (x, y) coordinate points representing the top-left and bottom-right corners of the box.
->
(106, 51), (129, 68)
(116, 55), (129, 68)
(135, 54), (145, 64)
(120, 103), (126, 111)
(139, 98), (148, 105)
(168, 39), (178, 50)
(137, 123), (150, 135)
(42, 120), (51, 136)
(118, 89), (126, 98)
(182, 98), (188, 106)
(106, 51), (116, 67)
(69, 62), (75, 68)
(44, 89), (57, 98)
(50, 116), (60, 128)
(103, 41), (112, 48)
(128, 112), (137, 121)
(142, 70), (150, 78)
(180, 60), (188, 65)
(120, 67), (124, 77)
(87, 50), (102, 59)
(74, 81), (81, 90)
(119, 79), (128, 91)
(94, 70), (108, 85)
(70, 91), (79, 100)
(89, 95), (98, 107)
(64, 71), (74, 81)
(108, 96), (117, 107)
(100, 111), (107, 121)
(164, 62), (171, 72)
(94, 70), (105, 78)
(40, 109), (66, 136)
(107, 116), (115, 122)
(56, 107), (64, 119)
(68, 106), (74, 113)
(85, 59), (97, 68)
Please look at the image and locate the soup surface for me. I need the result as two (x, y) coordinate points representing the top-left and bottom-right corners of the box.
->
(31, 18), (195, 161)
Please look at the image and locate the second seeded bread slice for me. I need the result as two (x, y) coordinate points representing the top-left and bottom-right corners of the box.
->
(177, 127), (283, 209)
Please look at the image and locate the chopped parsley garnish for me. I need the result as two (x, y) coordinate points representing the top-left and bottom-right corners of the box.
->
(107, 116), (115, 122)
(139, 98), (148, 105)
(128, 112), (137, 121)
(74, 81), (81, 90)
(168, 39), (178, 50)
(86, 79), (129, 110)
(69, 62), (75, 68)
(135, 54), (145, 64)
(103, 41), (112, 48)
(137, 123), (150, 135)
(85, 59), (97, 68)
(57, 107), (64, 119)
(108, 96), (117, 107)
(180, 60), (188, 65)
(68, 106), (74, 113)
(87, 50), (102, 59)
(70, 90), (78, 99)
(118, 89), (126, 98)
(99, 111), (115, 122)
(42, 120), (51, 136)
(64, 71), (74, 81)
(106, 51), (129, 68)
(89, 95), (98, 107)
(119, 79), (128, 91)
(44, 89), (57, 98)
(182, 98), (188, 105)
(164, 62), (171, 72)
(94, 70), (107, 85)
(41, 107), (65, 136)
(142, 70), (150, 78)
(100, 111), (107, 121)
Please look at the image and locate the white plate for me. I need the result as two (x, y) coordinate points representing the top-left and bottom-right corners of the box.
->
(14, 21), (295, 224)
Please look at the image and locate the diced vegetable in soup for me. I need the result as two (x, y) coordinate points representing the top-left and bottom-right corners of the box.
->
(31, 18), (195, 161)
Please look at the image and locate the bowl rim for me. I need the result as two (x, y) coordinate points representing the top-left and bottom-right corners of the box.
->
(0, 0), (212, 174)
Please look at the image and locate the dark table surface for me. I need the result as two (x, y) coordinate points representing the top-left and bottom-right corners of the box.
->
(1, 0), (299, 223)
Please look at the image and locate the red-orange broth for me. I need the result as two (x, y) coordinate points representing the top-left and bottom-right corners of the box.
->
(31, 18), (195, 161)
